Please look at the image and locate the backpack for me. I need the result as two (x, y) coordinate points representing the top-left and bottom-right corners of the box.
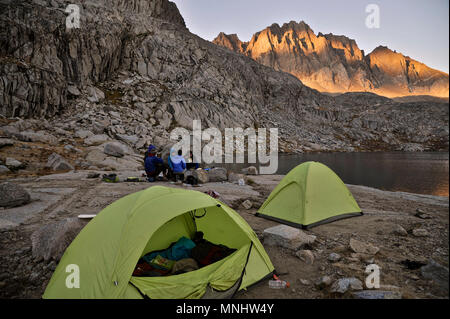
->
(186, 175), (198, 186)
(102, 174), (119, 183)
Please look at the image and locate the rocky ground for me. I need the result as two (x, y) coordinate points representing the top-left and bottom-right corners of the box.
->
(0, 170), (448, 299)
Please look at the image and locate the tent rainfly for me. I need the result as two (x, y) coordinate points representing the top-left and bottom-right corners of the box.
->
(43, 186), (274, 299)
(256, 161), (362, 229)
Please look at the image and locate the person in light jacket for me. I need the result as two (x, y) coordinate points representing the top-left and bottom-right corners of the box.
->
(169, 149), (186, 182)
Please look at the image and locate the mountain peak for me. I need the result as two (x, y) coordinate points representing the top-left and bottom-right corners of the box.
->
(213, 20), (449, 98)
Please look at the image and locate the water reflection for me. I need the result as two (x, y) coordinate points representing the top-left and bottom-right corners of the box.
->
(218, 152), (449, 197)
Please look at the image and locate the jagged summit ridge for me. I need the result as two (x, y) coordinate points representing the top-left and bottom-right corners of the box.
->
(213, 21), (449, 98)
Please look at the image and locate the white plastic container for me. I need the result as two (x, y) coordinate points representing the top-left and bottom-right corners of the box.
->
(268, 280), (288, 289)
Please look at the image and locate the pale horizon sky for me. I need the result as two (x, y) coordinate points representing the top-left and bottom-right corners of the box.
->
(172, 0), (449, 74)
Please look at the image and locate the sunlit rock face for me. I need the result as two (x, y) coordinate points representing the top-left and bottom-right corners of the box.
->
(213, 21), (449, 98)
(0, 1), (448, 153)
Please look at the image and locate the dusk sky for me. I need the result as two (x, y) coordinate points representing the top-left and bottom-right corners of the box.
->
(172, 0), (449, 73)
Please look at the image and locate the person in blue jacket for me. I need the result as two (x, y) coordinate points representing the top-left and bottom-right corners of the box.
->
(144, 145), (167, 182)
(169, 149), (186, 182)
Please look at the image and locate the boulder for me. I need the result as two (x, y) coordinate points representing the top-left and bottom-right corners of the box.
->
(75, 130), (94, 139)
(331, 278), (363, 294)
(353, 290), (402, 299)
(315, 276), (333, 289)
(46, 153), (74, 171)
(116, 134), (139, 146)
(393, 224), (408, 236)
(0, 138), (14, 148)
(328, 252), (342, 262)
(296, 250), (314, 264)
(85, 149), (142, 171)
(103, 142), (126, 158)
(263, 225), (316, 250)
(228, 172), (245, 183)
(194, 169), (209, 184)
(420, 260), (449, 293)
(5, 157), (25, 170)
(349, 238), (379, 255)
(0, 165), (10, 173)
(18, 131), (58, 145)
(67, 85), (81, 96)
(241, 166), (258, 175)
(207, 167), (227, 182)
(87, 86), (105, 103)
(84, 134), (110, 146)
(64, 144), (82, 153)
(185, 169), (209, 184)
(412, 228), (429, 237)
(414, 209), (432, 219)
(0, 182), (31, 208)
(31, 218), (88, 261)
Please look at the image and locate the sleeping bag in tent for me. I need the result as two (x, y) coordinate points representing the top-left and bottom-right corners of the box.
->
(43, 186), (274, 299)
(256, 161), (362, 229)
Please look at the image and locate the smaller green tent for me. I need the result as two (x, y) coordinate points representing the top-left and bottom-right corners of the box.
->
(256, 162), (362, 229)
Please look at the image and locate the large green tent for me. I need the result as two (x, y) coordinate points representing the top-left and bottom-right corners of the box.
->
(256, 162), (362, 229)
(43, 186), (274, 299)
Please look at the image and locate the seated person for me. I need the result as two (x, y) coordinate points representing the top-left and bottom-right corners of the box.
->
(145, 145), (167, 182)
(169, 149), (186, 182)
(186, 151), (199, 170)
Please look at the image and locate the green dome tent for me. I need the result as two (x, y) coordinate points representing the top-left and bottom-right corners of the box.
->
(256, 162), (362, 229)
(43, 186), (274, 299)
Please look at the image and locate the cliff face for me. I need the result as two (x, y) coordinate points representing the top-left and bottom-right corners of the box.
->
(213, 21), (449, 98)
(0, 0), (186, 118)
(0, 1), (448, 154)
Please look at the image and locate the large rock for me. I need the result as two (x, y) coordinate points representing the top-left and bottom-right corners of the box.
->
(331, 278), (363, 294)
(185, 169), (209, 184)
(5, 157), (25, 170)
(241, 166), (258, 175)
(31, 218), (88, 262)
(328, 252), (342, 262)
(87, 86), (105, 103)
(116, 134), (140, 146)
(207, 167), (228, 182)
(315, 276), (333, 289)
(103, 142), (126, 158)
(46, 153), (74, 171)
(85, 149), (143, 171)
(228, 172), (245, 183)
(75, 130), (94, 139)
(349, 238), (380, 255)
(84, 134), (110, 146)
(393, 224), (408, 236)
(0, 182), (31, 208)
(18, 131), (58, 145)
(296, 250), (314, 264)
(0, 138), (14, 148)
(353, 290), (402, 299)
(420, 260), (449, 293)
(0, 165), (10, 173)
(263, 225), (316, 250)
(412, 228), (429, 237)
